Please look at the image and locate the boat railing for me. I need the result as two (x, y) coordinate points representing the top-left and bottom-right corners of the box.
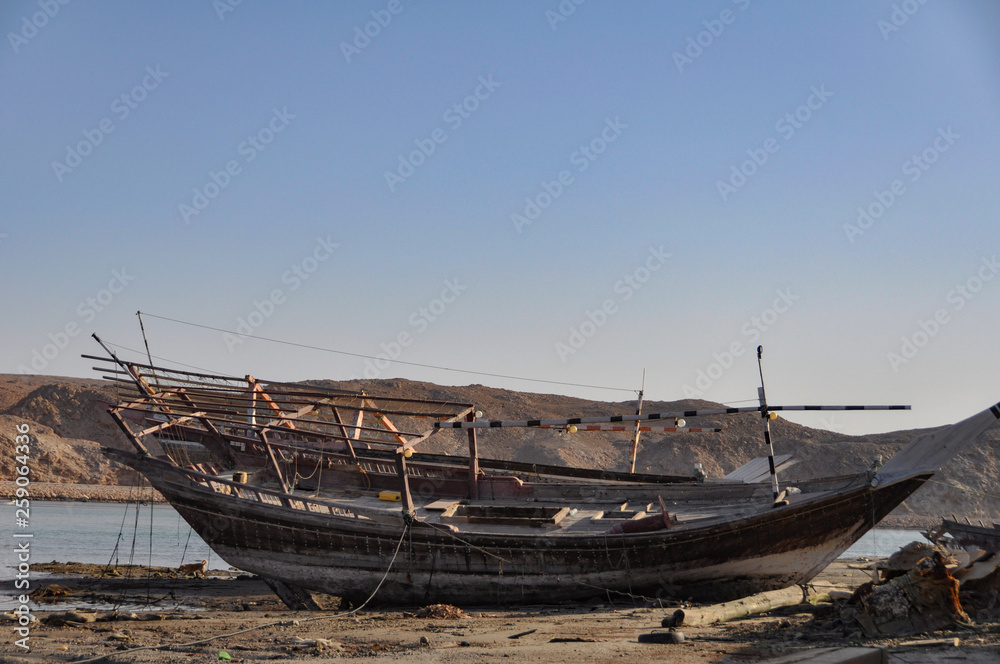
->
(167, 461), (403, 524)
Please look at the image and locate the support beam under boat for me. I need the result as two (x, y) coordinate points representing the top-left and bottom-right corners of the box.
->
(261, 577), (323, 611)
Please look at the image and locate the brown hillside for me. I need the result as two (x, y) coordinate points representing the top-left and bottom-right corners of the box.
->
(1, 373), (997, 521)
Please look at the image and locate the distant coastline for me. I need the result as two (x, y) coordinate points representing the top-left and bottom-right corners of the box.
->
(0, 481), (163, 503)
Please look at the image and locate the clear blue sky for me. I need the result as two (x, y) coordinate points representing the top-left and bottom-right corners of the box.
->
(2, 1), (998, 434)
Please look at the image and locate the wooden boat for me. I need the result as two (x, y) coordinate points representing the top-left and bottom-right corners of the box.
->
(88, 344), (1000, 608)
(927, 516), (1000, 551)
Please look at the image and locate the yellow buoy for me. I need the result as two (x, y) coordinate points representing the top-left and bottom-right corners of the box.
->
(378, 491), (401, 502)
(567, 425), (578, 433)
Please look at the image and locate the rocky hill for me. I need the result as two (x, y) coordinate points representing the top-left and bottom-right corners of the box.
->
(1, 373), (998, 523)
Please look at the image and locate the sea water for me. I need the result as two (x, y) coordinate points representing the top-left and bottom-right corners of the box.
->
(840, 528), (930, 559)
(1, 501), (225, 576)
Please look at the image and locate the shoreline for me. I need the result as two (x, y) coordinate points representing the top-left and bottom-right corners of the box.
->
(0, 481), (164, 503)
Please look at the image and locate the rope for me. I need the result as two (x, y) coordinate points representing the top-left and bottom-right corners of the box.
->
(71, 521), (412, 664)
(418, 520), (507, 563)
(565, 577), (662, 604)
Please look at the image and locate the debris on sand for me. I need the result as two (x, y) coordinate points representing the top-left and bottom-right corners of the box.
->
(29, 583), (80, 603)
(854, 552), (969, 636)
(847, 540), (1000, 637)
(44, 610), (98, 626)
(414, 604), (466, 619)
(874, 541), (955, 580)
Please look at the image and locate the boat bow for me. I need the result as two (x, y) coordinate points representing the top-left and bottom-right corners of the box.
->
(877, 401), (1000, 483)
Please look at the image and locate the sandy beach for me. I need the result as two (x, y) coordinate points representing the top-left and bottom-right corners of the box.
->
(4, 558), (999, 664)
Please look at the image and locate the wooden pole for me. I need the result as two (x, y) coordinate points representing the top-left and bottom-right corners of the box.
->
(330, 406), (359, 461)
(260, 430), (290, 494)
(628, 372), (645, 473)
(395, 450), (415, 515)
(664, 585), (807, 627)
(136, 311), (159, 390)
(467, 411), (479, 499)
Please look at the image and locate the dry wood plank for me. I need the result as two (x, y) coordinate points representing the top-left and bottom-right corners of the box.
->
(664, 585), (807, 626)
(895, 638), (959, 647)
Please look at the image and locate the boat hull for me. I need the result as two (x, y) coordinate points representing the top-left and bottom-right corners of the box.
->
(118, 452), (928, 606)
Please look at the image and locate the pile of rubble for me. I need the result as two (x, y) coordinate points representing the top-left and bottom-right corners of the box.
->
(849, 540), (1000, 636)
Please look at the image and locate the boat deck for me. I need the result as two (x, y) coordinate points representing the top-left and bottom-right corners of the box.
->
(203, 467), (824, 538)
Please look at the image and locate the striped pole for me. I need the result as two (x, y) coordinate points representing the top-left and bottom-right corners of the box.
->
(756, 345), (780, 501)
(559, 425), (720, 433)
(434, 404), (909, 429)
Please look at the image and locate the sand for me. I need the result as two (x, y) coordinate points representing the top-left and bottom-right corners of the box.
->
(3, 560), (999, 664)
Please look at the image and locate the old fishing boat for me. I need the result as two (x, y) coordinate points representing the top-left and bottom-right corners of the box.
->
(88, 339), (1000, 608)
(927, 516), (1000, 550)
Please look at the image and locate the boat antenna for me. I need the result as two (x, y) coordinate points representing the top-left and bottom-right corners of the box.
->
(136, 311), (159, 389)
(756, 345), (783, 503)
(628, 369), (646, 473)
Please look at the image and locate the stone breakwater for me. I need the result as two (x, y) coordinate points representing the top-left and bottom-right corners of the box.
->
(0, 481), (163, 503)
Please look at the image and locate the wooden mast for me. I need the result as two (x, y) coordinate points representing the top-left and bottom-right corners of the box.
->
(467, 410), (479, 499)
(628, 371), (645, 473)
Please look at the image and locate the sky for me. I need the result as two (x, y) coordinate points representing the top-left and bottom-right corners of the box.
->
(2, 0), (999, 436)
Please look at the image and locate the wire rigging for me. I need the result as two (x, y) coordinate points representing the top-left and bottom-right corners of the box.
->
(137, 311), (638, 394)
